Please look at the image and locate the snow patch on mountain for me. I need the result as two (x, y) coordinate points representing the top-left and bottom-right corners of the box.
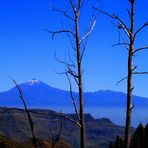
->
(27, 79), (40, 86)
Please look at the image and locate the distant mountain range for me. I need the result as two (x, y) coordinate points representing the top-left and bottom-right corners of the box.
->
(0, 79), (148, 110)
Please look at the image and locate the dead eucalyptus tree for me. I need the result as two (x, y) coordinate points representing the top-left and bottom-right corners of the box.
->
(94, 0), (148, 147)
(49, 0), (96, 148)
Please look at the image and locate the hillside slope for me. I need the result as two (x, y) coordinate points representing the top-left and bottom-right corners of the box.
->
(0, 107), (128, 148)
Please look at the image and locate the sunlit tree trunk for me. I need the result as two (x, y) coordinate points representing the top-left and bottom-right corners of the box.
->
(125, 1), (134, 147)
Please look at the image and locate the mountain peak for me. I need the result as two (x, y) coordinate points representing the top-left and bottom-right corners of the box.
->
(27, 79), (41, 86)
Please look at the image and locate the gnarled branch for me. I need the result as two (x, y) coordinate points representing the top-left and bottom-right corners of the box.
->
(93, 7), (131, 37)
(47, 29), (75, 39)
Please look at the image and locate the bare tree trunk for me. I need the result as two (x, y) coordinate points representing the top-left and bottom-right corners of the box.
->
(49, 1), (96, 148)
(75, 15), (86, 148)
(94, 0), (147, 147)
(125, 49), (133, 148)
(125, 1), (134, 148)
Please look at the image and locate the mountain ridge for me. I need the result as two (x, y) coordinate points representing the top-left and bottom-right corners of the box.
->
(0, 79), (148, 109)
(0, 79), (145, 98)
(1, 79), (148, 126)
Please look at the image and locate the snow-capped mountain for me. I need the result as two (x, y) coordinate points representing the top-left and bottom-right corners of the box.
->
(27, 79), (41, 85)
(0, 79), (148, 110)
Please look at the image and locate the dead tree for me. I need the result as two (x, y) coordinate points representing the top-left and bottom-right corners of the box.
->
(51, 111), (63, 148)
(94, 0), (148, 147)
(12, 79), (37, 148)
(49, 1), (96, 148)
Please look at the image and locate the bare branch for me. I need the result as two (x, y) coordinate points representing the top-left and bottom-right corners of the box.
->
(67, 33), (76, 51)
(54, 52), (75, 68)
(12, 79), (37, 148)
(112, 42), (129, 47)
(111, 22), (121, 43)
(70, 0), (77, 14)
(78, 0), (81, 11)
(128, 0), (132, 3)
(119, 23), (131, 37)
(34, 111), (81, 127)
(52, 7), (75, 21)
(127, 9), (131, 19)
(132, 87), (134, 92)
(80, 37), (88, 62)
(132, 66), (137, 72)
(69, 73), (79, 85)
(33, 110), (81, 127)
(68, 68), (78, 78)
(80, 20), (96, 44)
(133, 72), (148, 75)
(54, 68), (79, 85)
(66, 72), (80, 122)
(54, 52), (79, 85)
(130, 105), (135, 111)
(133, 46), (148, 54)
(112, 37), (130, 51)
(47, 29), (75, 39)
(68, 47), (76, 66)
(93, 7), (131, 37)
(58, 111), (63, 139)
(116, 76), (128, 85)
(122, 38), (130, 50)
(134, 22), (148, 40)
(51, 111), (63, 148)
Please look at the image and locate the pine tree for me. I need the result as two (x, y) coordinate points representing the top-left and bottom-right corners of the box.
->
(132, 123), (145, 148)
(144, 124), (148, 147)
(110, 123), (148, 148)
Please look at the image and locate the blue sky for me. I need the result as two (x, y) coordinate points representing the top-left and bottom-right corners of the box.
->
(0, 0), (148, 97)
